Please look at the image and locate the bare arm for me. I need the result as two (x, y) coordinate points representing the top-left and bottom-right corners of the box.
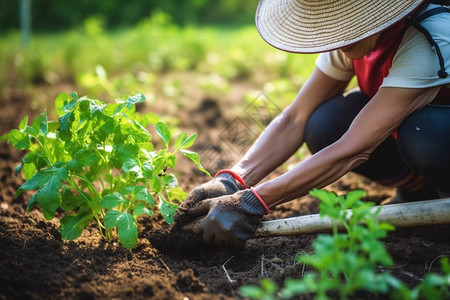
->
(255, 86), (440, 208)
(231, 68), (349, 186)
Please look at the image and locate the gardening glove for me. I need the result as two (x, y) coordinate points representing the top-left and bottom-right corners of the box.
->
(174, 170), (246, 227)
(179, 188), (270, 247)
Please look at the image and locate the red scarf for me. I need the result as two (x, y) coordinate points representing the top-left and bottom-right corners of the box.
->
(353, 21), (409, 99)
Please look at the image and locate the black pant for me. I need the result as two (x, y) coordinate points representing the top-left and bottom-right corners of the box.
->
(303, 91), (450, 196)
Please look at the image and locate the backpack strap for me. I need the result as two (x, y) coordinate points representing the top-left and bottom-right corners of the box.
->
(407, 4), (449, 78)
(428, 0), (450, 5)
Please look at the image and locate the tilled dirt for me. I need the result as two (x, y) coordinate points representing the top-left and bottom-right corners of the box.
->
(1, 90), (449, 300)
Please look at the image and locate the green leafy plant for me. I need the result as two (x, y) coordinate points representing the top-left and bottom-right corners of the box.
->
(404, 257), (450, 300)
(1, 92), (209, 249)
(239, 278), (278, 300)
(281, 189), (400, 299)
(240, 190), (450, 299)
(241, 189), (398, 300)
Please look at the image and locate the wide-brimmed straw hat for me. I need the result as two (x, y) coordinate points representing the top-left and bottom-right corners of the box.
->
(256, 0), (426, 53)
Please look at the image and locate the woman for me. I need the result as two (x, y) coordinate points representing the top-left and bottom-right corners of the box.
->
(175, 0), (450, 246)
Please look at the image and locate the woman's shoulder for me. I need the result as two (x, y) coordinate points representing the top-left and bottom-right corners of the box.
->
(383, 5), (450, 89)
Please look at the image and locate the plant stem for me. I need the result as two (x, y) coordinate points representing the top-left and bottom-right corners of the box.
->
(67, 174), (106, 239)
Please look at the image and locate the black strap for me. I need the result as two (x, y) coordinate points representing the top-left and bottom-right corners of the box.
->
(410, 21), (448, 78)
(414, 6), (449, 23)
(428, 0), (450, 5)
(407, 4), (449, 78)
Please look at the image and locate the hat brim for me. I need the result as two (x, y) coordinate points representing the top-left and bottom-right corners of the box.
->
(256, 0), (426, 53)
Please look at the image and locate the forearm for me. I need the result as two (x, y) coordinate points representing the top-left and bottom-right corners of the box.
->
(254, 144), (369, 208)
(231, 110), (305, 187)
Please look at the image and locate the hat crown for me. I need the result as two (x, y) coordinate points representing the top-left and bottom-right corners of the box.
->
(256, 0), (426, 53)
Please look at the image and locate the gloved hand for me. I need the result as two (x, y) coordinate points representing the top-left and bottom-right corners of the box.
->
(174, 170), (246, 226)
(177, 188), (270, 246)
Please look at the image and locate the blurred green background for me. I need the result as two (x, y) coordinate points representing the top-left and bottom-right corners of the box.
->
(1, 0), (257, 32)
(0, 0), (318, 123)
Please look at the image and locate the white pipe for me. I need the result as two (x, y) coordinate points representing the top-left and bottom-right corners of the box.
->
(255, 198), (450, 238)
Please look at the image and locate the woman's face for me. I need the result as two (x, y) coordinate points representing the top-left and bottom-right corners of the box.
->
(340, 33), (382, 60)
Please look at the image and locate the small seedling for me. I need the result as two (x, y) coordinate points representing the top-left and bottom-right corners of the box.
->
(240, 189), (409, 299)
(280, 189), (398, 299)
(1, 92), (209, 249)
(240, 190), (450, 299)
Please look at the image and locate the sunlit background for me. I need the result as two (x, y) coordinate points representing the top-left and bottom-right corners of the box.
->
(1, 0), (318, 108)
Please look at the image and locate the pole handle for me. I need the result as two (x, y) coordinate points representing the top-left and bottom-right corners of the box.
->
(255, 198), (450, 238)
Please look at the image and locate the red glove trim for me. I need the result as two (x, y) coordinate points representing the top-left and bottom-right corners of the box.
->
(214, 169), (247, 189)
(250, 187), (270, 215)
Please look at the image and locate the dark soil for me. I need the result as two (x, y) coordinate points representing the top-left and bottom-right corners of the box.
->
(1, 89), (449, 300)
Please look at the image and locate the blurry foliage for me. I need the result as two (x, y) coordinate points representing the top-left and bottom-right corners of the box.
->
(0, 11), (317, 107)
(0, 0), (257, 32)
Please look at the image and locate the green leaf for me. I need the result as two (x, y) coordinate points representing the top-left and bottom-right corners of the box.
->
(181, 133), (197, 149)
(260, 278), (278, 293)
(104, 210), (138, 249)
(40, 110), (48, 136)
(58, 112), (72, 134)
(131, 120), (152, 139)
(0, 132), (9, 142)
(152, 153), (167, 175)
(67, 149), (100, 173)
(19, 115), (28, 130)
(122, 157), (140, 173)
(174, 132), (187, 150)
(100, 192), (128, 209)
(26, 193), (37, 213)
(8, 129), (31, 150)
(158, 196), (178, 224)
(142, 162), (154, 179)
(61, 189), (85, 211)
(163, 174), (177, 188)
(181, 149), (210, 176)
(14, 162), (23, 175)
(136, 188), (155, 207)
(115, 143), (139, 162)
(66, 159), (83, 173)
(23, 163), (36, 180)
(59, 207), (93, 240)
(281, 278), (310, 298)
(103, 103), (122, 117)
(150, 176), (163, 194)
(31, 115), (41, 137)
(239, 286), (264, 299)
(166, 153), (177, 168)
(55, 92), (72, 116)
(343, 189), (366, 209)
(104, 210), (121, 229)
(99, 117), (116, 134)
(132, 202), (154, 218)
(16, 170), (52, 196)
(34, 175), (62, 220)
(71, 92), (78, 101)
(117, 212), (138, 249)
(167, 187), (188, 202)
(125, 93), (146, 109)
(55, 165), (69, 181)
(75, 149), (101, 167)
(155, 121), (171, 146)
(379, 222), (396, 232)
(48, 121), (59, 133)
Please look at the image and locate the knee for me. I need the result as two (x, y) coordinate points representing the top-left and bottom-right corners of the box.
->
(304, 106), (337, 154)
(397, 106), (450, 170)
(304, 91), (369, 154)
